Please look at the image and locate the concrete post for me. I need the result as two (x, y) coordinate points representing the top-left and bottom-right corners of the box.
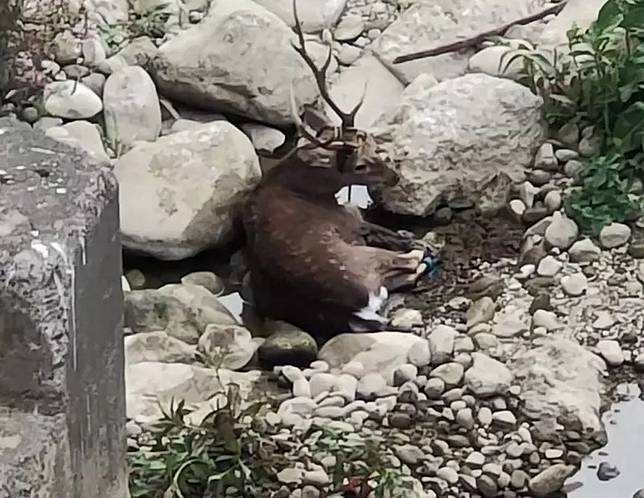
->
(0, 117), (128, 497)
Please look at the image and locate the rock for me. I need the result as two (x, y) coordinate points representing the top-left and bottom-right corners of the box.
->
(197, 324), (257, 370)
(561, 273), (588, 297)
(492, 307), (530, 338)
(537, 255), (563, 277)
(628, 240), (644, 258)
(430, 362), (464, 387)
(126, 362), (260, 422)
(158, 283), (236, 330)
(519, 181), (539, 208)
(477, 474), (499, 497)
(390, 308), (423, 329)
(357, 372), (388, 400)
(114, 121), (261, 260)
(115, 36), (159, 67)
(103, 66), (162, 148)
(508, 199), (526, 220)
(593, 311), (615, 330)
(393, 364), (418, 386)
(324, 54), (404, 129)
(545, 212), (578, 249)
(373, 73), (544, 216)
(437, 467), (459, 485)
(318, 332), (428, 384)
(464, 352), (513, 397)
(241, 123), (286, 153)
(33, 116), (63, 131)
(468, 45), (521, 78)
(43, 81), (102, 119)
(303, 469), (330, 487)
(258, 325), (318, 369)
(124, 289), (202, 344)
(334, 15), (364, 41)
(532, 309), (560, 331)
(45, 121), (110, 163)
(634, 490), (644, 498)
(596, 340), (624, 367)
(82, 72), (107, 95)
(569, 238), (601, 263)
(534, 143), (559, 171)
(181, 271), (225, 295)
(254, 0), (346, 32)
(153, 0), (318, 125)
(544, 190), (563, 212)
(373, 0), (549, 84)
(466, 297), (496, 328)
(336, 44), (362, 65)
(510, 338), (606, 433)
(599, 222), (632, 248)
(395, 444), (425, 466)
(539, 0), (608, 49)
(428, 325), (457, 365)
(277, 468), (303, 485)
(597, 462), (620, 481)
(528, 464), (576, 497)
(492, 410), (517, 428)
(125, 331), (196, 365)
(424, 378), (445, 399)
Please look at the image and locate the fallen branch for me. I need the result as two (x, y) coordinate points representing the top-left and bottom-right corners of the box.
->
(393, 1), (567, 64)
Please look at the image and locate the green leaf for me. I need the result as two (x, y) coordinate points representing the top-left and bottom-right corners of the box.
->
(595, 0), (625, 31)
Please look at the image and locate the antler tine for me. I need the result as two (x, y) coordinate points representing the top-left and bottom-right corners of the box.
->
(289, 82), (336, 149)
(291, 0), (356, 129)
(346, 80), (368, 125)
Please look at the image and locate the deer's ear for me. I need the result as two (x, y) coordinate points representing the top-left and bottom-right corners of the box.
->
(302, 106), (333, 133)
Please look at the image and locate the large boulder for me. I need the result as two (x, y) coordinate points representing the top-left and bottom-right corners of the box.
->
(372, 73), (545, 216)
(152, 0), (318, 125)
(253, 0), (347, 33)
(114, 121), (261, 260)
(539, 0), (609, 50)
(372, 0), (547, 84)
(509, 337), (606, 433)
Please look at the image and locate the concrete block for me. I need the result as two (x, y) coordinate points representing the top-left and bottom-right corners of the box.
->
(0, 117), (127, 497)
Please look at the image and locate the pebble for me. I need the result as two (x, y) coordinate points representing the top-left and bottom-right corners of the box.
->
(569, 238), (601, 262)
(43, 81), (103, 119)
(408, 340), (431, 367)
(477, 407), (493, 427)
(466, 297), (496, 328)
(564, 159), (584, 178)
(537, 255), (563, 277)
(544, 190), (563, 212)
(357, 373), (387, 400)
(532, 309), (560, 330)
(437, 467), (459, 485)
(511, 469), (529, 489)
(395, 444), (425, 466)
(555, 148), (579, 161)
(277, 467), (303, 484)
(519, 181), (540, 208)
(599, 222), (632, 248)
(336, 44), (362, 65)
(388, 412), (413, 430)
(634, 353), (644, 372)
(633, 489), (644, 498)
(301, 485), (320, 498)
(341, 361), (365, 379)
(529, 464), (575, 497)
(429, 325), (457, 364)
(477, 474), (499, 497)
(628, 240), (644, 258)
(597, 461), (620, 481)
(561, 273), (588, 296)
(465, 451), (486, 467)
(393, 364), (418, 386)
(302, 469), (330, 487)
(309, 373), (337, 398)
(492, 410), (517, 428)
(596, 340), (624, 366)
(558, 122), (579, 146)
(544, 212), (578, 249)
(293, 378), (312, 398)
(424, 378), (446, 399)
(534, 143), (559, 171)
(430, 362), (464, 387)
(334, 16), (365, 41)
(456, 408), (475, 429)
(473, 332), (499, 350)
(464, 352), (513, 397)
(593, 311), (615, 330)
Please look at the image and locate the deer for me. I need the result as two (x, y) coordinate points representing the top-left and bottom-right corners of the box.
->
(241, 0), (439, 340)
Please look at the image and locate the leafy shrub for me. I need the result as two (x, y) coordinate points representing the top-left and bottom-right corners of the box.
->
(503, 0), (644, 232)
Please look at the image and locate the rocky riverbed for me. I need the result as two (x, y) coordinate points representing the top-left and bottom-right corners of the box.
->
(2, 0), (644, 496)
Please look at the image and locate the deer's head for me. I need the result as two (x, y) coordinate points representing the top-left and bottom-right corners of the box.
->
(288, 0), (398, 190)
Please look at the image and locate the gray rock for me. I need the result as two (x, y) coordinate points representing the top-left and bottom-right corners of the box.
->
(539, 0), (608, 49)
(561, 273), (588, 297)
(241, 123), (286, 153)
(395, 444), (425, 466)
(125, 331), (196, 365)
(469, 45), (522, 78)
(393, 364), (418, 386)
(254, 0), (346, 32)
(153, 0), (318, 125)
(569, 238), (601, 263)
(467, 297), (496, 329)
(103, 65), (162, 148)
(277, 467), (303, 485)
(532, 309), (560, 331)
(258, 325), (318, 369)
(537, 255), (563, 277)
(596, 340), (624, 367)
(373, 73), (544, 216)
(181, 271), (225, 295)
(437, 466), (459, 484)
(114, 121), (261, 260)
(157, 283), (237, 330)
(545, 212), (578, 249)
(302, 469), (330, 487)
(492, 410), (517, 428)
(114, 36), (159, 67)
(478, 407), (493, 426)
(430, 362), (464, 387)
(198, 324), (257, 370)
(424, 378), (446, 399)
(509, 338), (606, 433)
(599, 222), (632, 248)
(464, 352), (513, 397)
(564, 159), (584, 178)
(357, 372), (388, 399)
(43, 81), (102, 119)
(544, 190), (563, 212)
(534, 142), (559, 171)
(528, 464), (576, 497)
(407, 339), (431, 367)
(45, 121), (109, 164)
(492, 307), (530, 338)
(373, 0), (550, 84)
(429, 325), (457, 365)
(334, 15), (364, 41)
(477, 474), (499, 497)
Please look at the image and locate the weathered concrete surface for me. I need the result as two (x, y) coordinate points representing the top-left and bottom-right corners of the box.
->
(0, 117), (127, 497)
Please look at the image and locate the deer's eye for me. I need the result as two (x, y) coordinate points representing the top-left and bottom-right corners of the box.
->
(354, 163), (368, 172)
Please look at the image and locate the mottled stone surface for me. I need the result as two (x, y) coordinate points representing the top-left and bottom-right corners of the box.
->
(0, 117), (127, 497)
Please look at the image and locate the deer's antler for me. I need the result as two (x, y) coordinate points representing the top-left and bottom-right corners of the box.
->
(290, 0), (366, 129)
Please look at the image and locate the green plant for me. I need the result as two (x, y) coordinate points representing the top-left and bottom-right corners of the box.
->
(128, 385), (276, 498)
(310, 428), (415, 497)
(565, 153), (643, 232)
(502, 0), (644, 232)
